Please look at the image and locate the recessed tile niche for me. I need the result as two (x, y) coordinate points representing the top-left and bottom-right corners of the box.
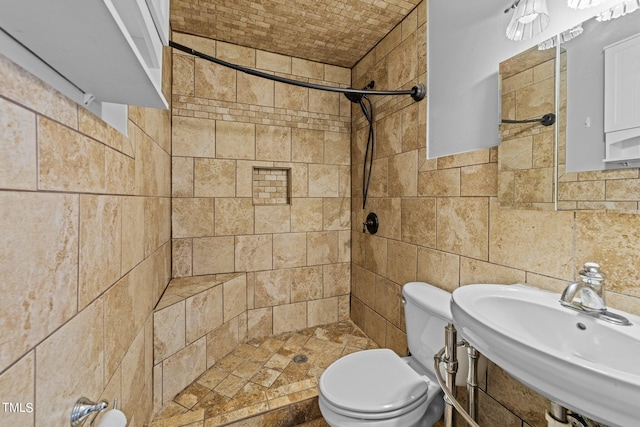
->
(252, 167), (291, 205)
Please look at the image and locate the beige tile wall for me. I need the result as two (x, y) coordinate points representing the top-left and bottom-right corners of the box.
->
(171, 33), (352, 346)
(351, 2), (640, 426)
(153, 274), (247, 407)
(0, 47), (172, 427)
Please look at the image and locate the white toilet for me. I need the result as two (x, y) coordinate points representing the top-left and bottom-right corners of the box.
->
(319, 282), (484, 427)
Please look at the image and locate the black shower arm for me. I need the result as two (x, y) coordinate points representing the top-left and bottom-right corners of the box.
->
(169, 41), (426, 102)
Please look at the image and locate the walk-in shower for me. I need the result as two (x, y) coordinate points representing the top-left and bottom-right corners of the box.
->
(169, 41), (426, 210)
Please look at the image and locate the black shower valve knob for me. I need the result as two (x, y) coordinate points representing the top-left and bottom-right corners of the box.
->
(363, 212), (379, 235)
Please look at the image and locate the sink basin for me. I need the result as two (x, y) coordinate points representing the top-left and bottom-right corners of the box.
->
(451, 284), (640, 426)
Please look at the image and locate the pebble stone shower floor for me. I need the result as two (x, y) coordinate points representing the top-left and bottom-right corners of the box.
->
(148, 321), (379, 427)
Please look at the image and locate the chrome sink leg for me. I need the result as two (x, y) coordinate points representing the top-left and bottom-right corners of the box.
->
(549, 402), (568, 423)
(466, 345), (479, 424)
(444, 323), (458, 427)
(434, 342), (480, 427)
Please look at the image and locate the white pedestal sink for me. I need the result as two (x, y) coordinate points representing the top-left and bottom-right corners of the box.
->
(451, 284), (640, 427)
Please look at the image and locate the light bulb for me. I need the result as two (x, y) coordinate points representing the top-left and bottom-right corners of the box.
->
(519, 12), (539, 23)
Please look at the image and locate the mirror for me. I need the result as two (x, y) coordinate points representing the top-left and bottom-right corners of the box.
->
(498, 46), (558, 211)
(498, 10), (640, 212)
(557, 12), (640, 211)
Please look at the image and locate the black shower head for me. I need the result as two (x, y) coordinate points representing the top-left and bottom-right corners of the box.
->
(345, 92), (364, 103)
(343, 81), (375, 103)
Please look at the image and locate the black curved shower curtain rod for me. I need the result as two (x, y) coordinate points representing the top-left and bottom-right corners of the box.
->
(169, 41), (426, 102)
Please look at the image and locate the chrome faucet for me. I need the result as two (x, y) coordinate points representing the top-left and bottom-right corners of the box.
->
(560, 262), (606, 312)
(560, 262), (631, 326)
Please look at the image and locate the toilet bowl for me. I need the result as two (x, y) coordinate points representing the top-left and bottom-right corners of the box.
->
(318, 282), (485, 427)
(319, 349), (444, 427)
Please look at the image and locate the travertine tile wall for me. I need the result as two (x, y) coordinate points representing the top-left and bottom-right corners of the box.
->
(0, 47), (172, 427)
(350, 2), (640, 426)
(170, 33), (352, 348)
(153, 273), (247, 407)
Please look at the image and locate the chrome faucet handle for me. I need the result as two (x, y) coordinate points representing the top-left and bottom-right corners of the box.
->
(579, 262), (605, 284)
(578, 262), (605, 303)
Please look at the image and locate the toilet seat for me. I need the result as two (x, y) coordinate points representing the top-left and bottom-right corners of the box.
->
(319, 349), (430, 418)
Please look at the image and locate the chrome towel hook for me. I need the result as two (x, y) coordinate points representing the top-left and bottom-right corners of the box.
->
(70, 397), (108, 427)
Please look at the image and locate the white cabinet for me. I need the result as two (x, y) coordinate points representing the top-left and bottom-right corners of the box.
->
(146, 0), (171, 45)
(0, 0), (169, 132)
(603, 33), (640, 164)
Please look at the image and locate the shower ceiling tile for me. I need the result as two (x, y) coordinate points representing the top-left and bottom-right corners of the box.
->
(170, 0), (422, 68)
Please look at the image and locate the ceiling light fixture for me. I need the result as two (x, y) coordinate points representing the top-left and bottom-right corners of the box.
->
(538, 23), (584, 49)
(596, 0), (640, 21)
(567, 0), (605, 9)
(505, 0), (551, 41)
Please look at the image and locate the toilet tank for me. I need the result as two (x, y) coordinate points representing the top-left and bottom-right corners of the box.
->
(402, 282), (486, 386)
(403, 282), (452, 374)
